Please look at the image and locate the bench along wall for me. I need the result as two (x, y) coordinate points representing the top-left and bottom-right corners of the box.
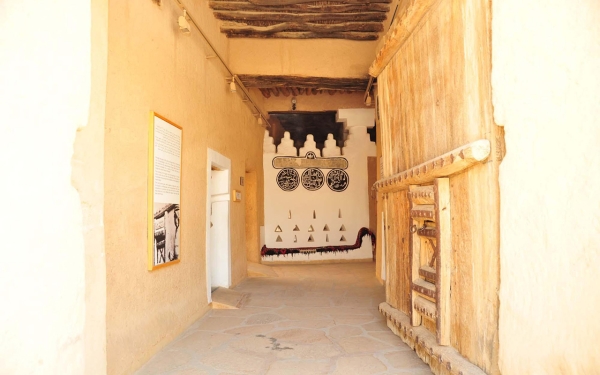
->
(262, 109), (376, 263)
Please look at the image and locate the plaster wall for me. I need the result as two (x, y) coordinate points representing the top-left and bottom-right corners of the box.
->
(492, 1), (600, 373)
(262, 111), (376, 263)
(0, 0), (106, 373)
(230, 39), (378, 78)
(105, 0), (264, 373)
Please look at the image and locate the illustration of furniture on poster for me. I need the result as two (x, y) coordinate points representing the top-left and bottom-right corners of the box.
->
(153, 203), (180, 265)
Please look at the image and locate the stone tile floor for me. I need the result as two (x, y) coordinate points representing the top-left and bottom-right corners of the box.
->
(136, 263), (432, 375)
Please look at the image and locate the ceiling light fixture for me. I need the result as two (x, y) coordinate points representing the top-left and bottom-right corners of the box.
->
(229, 77), (236, 93)
(178, 9), (191, 34)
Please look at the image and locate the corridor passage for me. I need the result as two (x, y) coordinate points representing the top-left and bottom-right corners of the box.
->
(136, 263), (432, 375)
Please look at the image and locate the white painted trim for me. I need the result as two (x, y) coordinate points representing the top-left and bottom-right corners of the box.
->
(206, 149), (231, 303)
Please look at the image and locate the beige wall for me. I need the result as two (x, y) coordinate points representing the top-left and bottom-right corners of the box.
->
(105, 0), (264, 374)
(0, 0), (107, 373)
(493, 1), (600, 373)
(230, 39), (378, 78)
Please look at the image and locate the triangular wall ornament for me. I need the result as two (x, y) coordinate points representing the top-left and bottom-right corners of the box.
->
(339, 224), (346, 231)
(294, 235), (297, 243)
(293, 225), (300, 231)
(340, 235), (346, 242)
(276, 235), (283, 242)
(313, 210), (316, 219)
(326, 234), (329, 242)
(338, 209), (342, 218)
(308, 225), (314, 232)
(323, 224), (330, 231)
(275, 225), (282, 232)
(308, 235), (314, 242)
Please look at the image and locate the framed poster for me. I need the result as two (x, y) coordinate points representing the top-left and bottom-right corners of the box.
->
(148, 112), (182, 270)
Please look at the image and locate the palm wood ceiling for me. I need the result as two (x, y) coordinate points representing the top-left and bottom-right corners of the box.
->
(209, 0), (392, 40)
(238, 74), (370, 98)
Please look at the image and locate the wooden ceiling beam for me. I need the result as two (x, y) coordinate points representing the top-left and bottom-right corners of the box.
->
(221, 21), (384, 34)
(280, 87), (291, 97)
(209, 1), (391, 14)
(259, 88), (271, 98)
(239, 75), (369, 91)
(290, 87), (299, 96)
(270, 87), (280, 97)
(245, 0), (392, 5)
(214, 11), (387, 23)
(224, 30), (378, 40)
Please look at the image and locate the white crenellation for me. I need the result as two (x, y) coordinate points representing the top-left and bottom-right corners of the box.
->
(299, 134), (320, 157)
(263, 130), (276, 153)
(322, 133), (342, 157)
(276, 131), (297, 156)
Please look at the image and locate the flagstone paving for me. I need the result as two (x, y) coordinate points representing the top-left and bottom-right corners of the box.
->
(136, 262), (432, 375)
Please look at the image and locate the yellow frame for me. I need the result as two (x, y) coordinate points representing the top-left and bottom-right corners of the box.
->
(148, 112), (183, 271)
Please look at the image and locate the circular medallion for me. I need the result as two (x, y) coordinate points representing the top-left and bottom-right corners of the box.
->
(301, 168), (325, 191)
(326, 169), (350, 192)
(276, 168), (300, 191)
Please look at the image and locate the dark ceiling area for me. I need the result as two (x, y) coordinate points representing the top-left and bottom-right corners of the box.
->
(269, 111), (376, 151)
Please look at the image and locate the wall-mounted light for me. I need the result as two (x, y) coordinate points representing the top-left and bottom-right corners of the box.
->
(257, 116), (263, 126)
(229, 77), (236, 93)
(365, 93), (372, 107)
(178, 9), (191, 34)
(291, 97), (297, 111)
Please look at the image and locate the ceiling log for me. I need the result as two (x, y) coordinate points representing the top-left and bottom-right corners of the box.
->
(280, 87), (291, 96)
(213, 11), (387, 23)
(224, 30), (378, 40)
(245, 0), (392, 5)
(290, 87), (299, 96)
(270, 87), (280, 97)
(221, 21), (383, 34)
(259, 88), (271, 98)
(238, 75), (369, 91)
(209, 1), (390, 13)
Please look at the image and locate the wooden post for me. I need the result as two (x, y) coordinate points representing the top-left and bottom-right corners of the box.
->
(409, 185), (422, 326)
(434, 178), (451, 345)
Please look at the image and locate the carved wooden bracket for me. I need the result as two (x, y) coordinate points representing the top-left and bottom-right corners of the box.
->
(373, 139), (491, 193)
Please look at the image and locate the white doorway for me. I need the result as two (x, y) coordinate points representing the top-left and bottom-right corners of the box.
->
(206, 149), (231, 303)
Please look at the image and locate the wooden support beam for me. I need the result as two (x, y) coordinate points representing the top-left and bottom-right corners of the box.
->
(328, 90), (336, 95)
(311, 88), (318, 95)
(224, 30), (379, 40)
(209, 1), (391, 14)
(411, 205), (435, 220)
(238, 75), (369, 91)
(297, 87), (305, 95)
(408, 185), (435, 204)
(279, 87), (291, 97)
(434, 178), (451, 346)
(369, 0), (440, 76)
(244, 0), (392, 6)
(373, 140), (491, 193)
(259, 88), (271, 98)
(412, 278), (436, 300)
(269, 87), (280, 97)
(214, 11), (387, 23)
(413, 296), (437, 321)
(221, 21), (383, 34)
(290, 87), (299, 96)
(418, 265), (436, 283)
